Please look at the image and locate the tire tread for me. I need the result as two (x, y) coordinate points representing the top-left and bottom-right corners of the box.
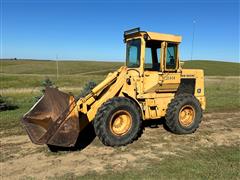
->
(93, 97), (143, 146)
(165, 94), (203, 134)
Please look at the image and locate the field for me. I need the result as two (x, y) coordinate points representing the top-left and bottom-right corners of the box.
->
(0, 59), (240, 179)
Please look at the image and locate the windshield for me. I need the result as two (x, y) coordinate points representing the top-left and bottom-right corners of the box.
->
(126, 39), (141, 68)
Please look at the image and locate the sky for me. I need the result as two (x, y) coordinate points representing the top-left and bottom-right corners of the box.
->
(1, 0), (239, 62)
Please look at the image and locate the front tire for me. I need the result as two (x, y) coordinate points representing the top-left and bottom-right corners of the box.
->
(165, 94), (203, 134)
(93, 97), (142, 147)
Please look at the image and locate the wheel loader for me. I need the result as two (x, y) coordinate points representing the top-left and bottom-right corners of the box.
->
(22, 28), (206, 148)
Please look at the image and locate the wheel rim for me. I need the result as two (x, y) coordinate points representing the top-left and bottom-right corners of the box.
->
(109, 110), (132, 136)
(178, 105), (195, 127)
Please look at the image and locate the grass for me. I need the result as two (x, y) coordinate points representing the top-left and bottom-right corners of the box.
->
(1, 60), (240, 88)
(1, 59), (239, 76)
(1, 73), (106, 88)
(50, 146), (240, 180)
(0, 60), (122, 75)
(0, 60), (122, 88)
(0, 92), (39, 136)
(183, 60), (240, 76)
(205, 77), (240, 112)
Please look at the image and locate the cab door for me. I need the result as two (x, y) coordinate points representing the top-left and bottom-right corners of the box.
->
(143, 42), (161, 94)
(143, 41), (180, 94)
(157, 42), (181, 92)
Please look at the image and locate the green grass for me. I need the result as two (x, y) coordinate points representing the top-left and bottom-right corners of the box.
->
(1, 73), (106, 88)
(0, 60), (122, 88)
(0, 60), (122, 75)
(1, 59), (239, 88)
(50, 146), (240, 180)
(183, 60), (240, 76)
(205, 77), (240, 112)
(0, 92), (39, 136)
(1, 59), (239, 76)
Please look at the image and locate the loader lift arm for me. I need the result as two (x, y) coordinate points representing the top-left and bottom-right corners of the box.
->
(22, 66), (127, 147)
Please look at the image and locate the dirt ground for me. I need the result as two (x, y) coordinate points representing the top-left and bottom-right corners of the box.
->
(1, 111), (240, 179)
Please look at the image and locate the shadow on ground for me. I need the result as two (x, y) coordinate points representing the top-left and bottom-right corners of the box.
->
(48, 117), (170, 152)
(143, 117), (170, 131)
(47, 123), (96, 152)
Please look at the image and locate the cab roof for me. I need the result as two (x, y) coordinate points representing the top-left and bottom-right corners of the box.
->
(124, 28), (182, 43)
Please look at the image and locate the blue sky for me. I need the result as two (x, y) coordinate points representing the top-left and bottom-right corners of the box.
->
(1, 0), (239, 62)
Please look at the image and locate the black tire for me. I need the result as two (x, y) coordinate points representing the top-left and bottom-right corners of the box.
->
(165, 94), (202, 134)
(93, 97), (142, 147)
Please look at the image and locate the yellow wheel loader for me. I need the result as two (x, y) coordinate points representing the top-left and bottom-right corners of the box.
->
(22, 28), (206, 148)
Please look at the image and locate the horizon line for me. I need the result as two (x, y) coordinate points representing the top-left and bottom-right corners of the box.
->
(0, 58), (239, 63)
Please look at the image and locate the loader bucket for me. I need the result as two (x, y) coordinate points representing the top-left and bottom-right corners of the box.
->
(21, 87), (80, 147)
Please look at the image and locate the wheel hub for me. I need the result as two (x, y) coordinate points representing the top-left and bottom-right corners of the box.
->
(178, 105), (195, 127)
(109, 110), (132, 136)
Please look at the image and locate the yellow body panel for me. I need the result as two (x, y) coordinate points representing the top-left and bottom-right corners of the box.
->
(124, 31), (182, 43)
(181, 69), (205, 96)
(181, 69), (206, 110)
(75, 66), (205, 122)
(147, 32), (182, 43)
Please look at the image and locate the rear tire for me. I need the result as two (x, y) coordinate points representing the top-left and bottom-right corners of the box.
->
(93, 97), (142, 146)
(165, 94), (202, 134)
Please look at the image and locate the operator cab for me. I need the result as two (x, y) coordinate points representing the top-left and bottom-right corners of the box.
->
(124, 28), (182, 94)
(124, 27), (181, 73)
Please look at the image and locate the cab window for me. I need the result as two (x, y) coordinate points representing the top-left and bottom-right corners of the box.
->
(126, 39), (141, 68)
(144, 40), (161, 71)
(166, 43), (177, 69)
